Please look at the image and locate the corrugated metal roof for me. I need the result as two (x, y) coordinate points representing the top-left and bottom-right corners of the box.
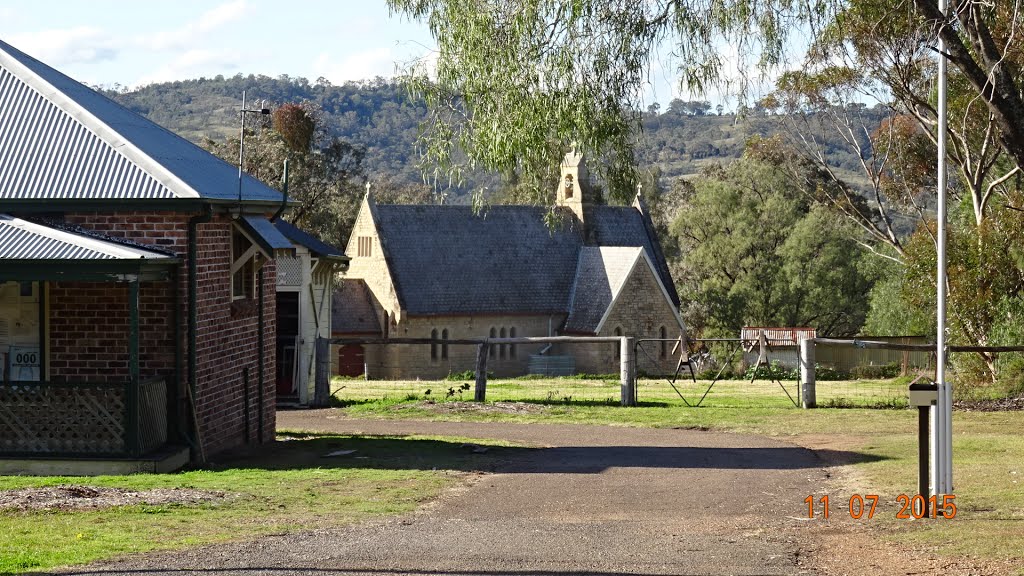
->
(0, 214), (174, 260)
(741, 327), (817, 346)
(0, 39), (283, 203)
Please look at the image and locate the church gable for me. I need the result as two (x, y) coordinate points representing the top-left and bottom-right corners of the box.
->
(344, 194), (402, 318)
(563, 247), (642, 334)
(597, 250), (686, 337)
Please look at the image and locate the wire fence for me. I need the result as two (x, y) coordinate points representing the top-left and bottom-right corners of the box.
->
(322, 336), (1021, 409)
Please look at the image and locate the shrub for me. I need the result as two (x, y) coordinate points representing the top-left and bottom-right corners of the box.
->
(850, 363), (901, 379)
(744, 360), (799, 381)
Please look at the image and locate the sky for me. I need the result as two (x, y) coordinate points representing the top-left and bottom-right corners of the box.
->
(0, 0), (709, 107)
(0, 1), (437, 88)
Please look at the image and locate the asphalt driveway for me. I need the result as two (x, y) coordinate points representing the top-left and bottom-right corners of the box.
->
(56, 413), (835, 576)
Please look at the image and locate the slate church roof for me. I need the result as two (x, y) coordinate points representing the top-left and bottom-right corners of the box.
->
(0, 39), (283, 204)
(332, 279), (382, 335)
(373, 205), (584, 316)
(365, 197), (681, 333)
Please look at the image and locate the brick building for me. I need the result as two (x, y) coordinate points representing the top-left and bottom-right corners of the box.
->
(335, 151), (686, 379)
(0, 39), (298, 471)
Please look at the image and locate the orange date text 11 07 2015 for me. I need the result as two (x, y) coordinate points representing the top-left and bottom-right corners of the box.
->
(804, 494), (958, 519)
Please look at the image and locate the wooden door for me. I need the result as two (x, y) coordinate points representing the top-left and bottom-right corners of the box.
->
(337, 345), (365, 377)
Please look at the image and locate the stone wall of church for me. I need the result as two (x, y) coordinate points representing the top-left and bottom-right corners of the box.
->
(360, 314), (565, 379)
(563, 262), (685, 377)
(344, 198), (400, 332)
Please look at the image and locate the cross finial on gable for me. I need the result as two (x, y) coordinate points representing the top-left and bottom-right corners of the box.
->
(365, 180), (371, 195)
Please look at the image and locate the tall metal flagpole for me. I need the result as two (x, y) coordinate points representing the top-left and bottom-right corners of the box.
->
(933, 0), (953, 497)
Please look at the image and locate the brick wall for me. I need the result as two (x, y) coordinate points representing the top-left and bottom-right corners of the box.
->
(55, 211), (277, 455)
(48, 281), (174, 381)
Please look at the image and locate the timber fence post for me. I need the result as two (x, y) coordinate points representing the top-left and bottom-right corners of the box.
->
(474, 342), (489, 402)
(314, 337), (331, 407)
(621, 336), (636, 406)
(800, 337), (816, 408)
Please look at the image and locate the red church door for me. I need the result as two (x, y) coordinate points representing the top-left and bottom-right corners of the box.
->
(338, 345), (365, 377)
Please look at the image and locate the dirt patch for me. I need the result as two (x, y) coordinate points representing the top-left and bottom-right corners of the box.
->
(0, 485), (233, 512)
(796, 522), (1018, 576)
(401, 401), (551, 415)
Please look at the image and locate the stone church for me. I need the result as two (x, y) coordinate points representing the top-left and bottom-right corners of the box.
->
(333, 151), (686, 379)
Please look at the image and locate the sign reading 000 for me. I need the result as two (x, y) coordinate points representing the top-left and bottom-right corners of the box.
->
(8, 345), (40, 381)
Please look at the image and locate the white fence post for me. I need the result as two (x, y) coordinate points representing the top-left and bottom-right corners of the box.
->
(621, 337), (636, 406)
(800, 337), (816, 409)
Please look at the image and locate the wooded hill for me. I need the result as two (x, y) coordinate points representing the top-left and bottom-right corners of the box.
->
(105, 74), (884, 199)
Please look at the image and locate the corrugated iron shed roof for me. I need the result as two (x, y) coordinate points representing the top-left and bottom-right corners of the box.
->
(0, 214), (174, 260)
(0, 39), (283, 203)
(240, 215), (295, 256)
(740, 327), (817, 346)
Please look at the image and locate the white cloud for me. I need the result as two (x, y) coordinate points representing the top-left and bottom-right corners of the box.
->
(8, 27), (119, 65)
(139, 0), (248, 51)
(136, 49), (241, 86)
(311, 47), (399, 84)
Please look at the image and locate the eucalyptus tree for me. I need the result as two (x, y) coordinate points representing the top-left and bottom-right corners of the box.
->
(670, 155), (873, 336)
(388, 0), (1024, 201)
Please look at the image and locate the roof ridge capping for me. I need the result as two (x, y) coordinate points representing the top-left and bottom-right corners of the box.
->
(0, 39), (198, 199)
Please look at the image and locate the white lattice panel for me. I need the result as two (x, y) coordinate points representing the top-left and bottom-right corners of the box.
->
(276, 256), (303, 287)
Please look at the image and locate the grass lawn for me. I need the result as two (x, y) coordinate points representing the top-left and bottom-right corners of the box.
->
(0, 433), (509, 574)
(330, 375), (1024, 571)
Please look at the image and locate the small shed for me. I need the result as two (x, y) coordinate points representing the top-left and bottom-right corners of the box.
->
(741, 327), (817, 369)
(273, 220), (347, 406)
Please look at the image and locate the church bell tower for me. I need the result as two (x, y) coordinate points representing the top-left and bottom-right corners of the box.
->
(556, 147), (594, 224)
